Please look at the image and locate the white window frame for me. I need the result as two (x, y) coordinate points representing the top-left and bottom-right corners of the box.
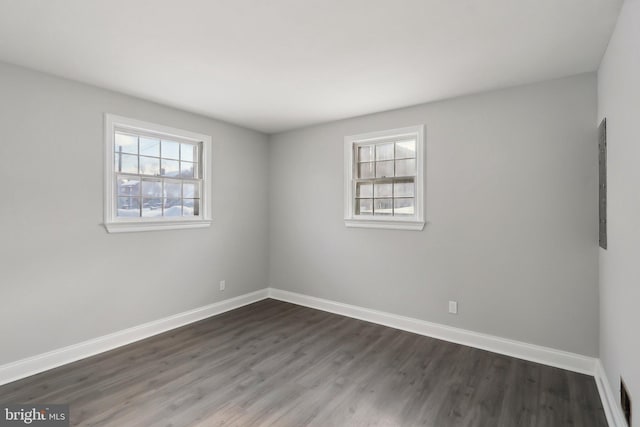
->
(344, 125), (425, 230)
(104, 114), (212, 233)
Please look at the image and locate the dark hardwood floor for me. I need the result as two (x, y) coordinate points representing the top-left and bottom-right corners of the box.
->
(0, 299), (607, 426)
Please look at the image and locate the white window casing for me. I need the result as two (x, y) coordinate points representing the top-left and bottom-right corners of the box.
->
(344, 125), (425, 230)
(104, 114), (212, 233)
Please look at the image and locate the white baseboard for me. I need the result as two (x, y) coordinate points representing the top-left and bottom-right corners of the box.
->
(0, 289), (269, 386)
(595, 359), (627, 427)
(267, 288), (597, 375)
(2, 285), (615, 426)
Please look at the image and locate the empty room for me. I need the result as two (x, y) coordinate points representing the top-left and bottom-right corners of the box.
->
(0, 0), (637, 426)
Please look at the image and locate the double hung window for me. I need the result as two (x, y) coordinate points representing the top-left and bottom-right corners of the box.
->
(344, 125), (425, 230)
(104, 114), (212, 233)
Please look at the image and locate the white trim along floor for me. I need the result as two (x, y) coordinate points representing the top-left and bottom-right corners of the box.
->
(0, 287), (625, 427)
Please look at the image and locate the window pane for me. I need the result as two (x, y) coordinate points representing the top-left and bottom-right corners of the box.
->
(356, 199), (373, 215)
(181, 143), (195, 162)
(395, 158), (416, 177)
(358, 145), (373, 162)
(356, 182), (373, 198)
(374, 182), (392, 198)
(140, 137), (160, 157)
(376, 160), (393, 178)
(115, 153), (138, 174)
(376, 143), (394, 161)
(142, 198), (163, 217)
(394, 198), (415, 216)
(117, 176), (140, 196)
(161, 159), (180, 177)
(183, 182), (198, 198)
(164, 181), (181, 198)
(117, 197), (140, 217)
(180, 161), (196, 178)
(183, 199), (200, 216)
(110, 122), (207, 226)
(141, 178), (162, 197)
(161, 140), (180, 160)
(395, 140), (416, 159)
(394, 179), (414, 198)
(358, 162), (374, 179)
(115, 133), (138, 155)
(374, 198), (393, 216)
(140, 156), (160, 176)
(164, 198), (182, 217)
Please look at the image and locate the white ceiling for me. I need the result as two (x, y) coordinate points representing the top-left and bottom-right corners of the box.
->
(0, 0), (622, 134)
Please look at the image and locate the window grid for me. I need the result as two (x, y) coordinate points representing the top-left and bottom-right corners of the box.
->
(113, 131), (202, 219)
(354, 139), (416, 217)
(114, 131), (199, 179)
(115, 173), (201, 218)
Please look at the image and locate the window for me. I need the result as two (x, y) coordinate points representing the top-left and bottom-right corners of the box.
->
(344, 125), (425, 230)
(104, 114), (212, 233)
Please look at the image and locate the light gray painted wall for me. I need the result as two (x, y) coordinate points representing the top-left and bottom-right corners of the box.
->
(0, 58), (601, 368)
(269, 74), (599, 356)
(598, 0), (640, 423)
(0, 62), (269, 365)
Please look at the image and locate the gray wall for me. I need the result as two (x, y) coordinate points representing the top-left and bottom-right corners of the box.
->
(598, 0), (640, 423)
(0, 59), (601, 366)
(0, 62), (269, 365)
(269, 74), (599, 356)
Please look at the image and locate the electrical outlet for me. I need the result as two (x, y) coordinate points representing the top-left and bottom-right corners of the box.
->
(448, 300), (458, 314)
(219, 280), (225, 291)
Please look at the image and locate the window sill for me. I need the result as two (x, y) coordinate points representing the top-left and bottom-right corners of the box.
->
(104, 219), (212, 233)
(344, 218), (425, 231)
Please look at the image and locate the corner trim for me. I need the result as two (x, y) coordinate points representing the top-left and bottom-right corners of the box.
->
(0, 289), (269, 386)
(267, 287), (597, 375)
(595, 359), (627, 427)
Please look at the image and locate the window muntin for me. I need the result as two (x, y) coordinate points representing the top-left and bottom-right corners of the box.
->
(354, 138), (417, 217)
(104, 114), (211, 233)
(113, 130), (202, 218)
(344, 125), (424, 230)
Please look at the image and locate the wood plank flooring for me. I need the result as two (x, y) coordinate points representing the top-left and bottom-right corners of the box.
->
(0, 299), (607, 426)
